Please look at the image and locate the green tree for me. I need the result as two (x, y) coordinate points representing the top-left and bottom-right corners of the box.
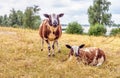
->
(2, 15), (10, 26)
(23, 7), (33, 28)
(9, 8), (18, 26)
(0, 16), (3, 25)
(88, 23), (106, 36)
(88, 0), (112, 26)
(66, 21), (83, 34)
(16, 10), (24, 26)
(23, 5), (41, 29)
(33, 5), (41, 14)
(110, 28), (120, 36)
(0, 5), (41, 29)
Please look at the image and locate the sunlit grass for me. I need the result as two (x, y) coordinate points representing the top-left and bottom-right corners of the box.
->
(0, 27), (120, 78)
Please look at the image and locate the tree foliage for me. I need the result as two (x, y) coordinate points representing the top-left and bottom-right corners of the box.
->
(16, 10), (24, 26)
(88, 23), (106, 36)
(66, 21), (83, 34)
(88, 0), (112, 26)
(23, 6), (41, 29)
(110, 28), (120, 36)
(9, 8), (19, 26)
(0, 5), (41, 29)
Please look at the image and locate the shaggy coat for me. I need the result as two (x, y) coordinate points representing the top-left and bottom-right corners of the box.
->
(66, 44), (106, 66)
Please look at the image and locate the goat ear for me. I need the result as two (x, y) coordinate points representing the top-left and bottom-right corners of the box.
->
(65, 44), (71, 49)
(58, 13), (64, 17)
(44, 14), (49, 18)
(79, 44), (85, 48)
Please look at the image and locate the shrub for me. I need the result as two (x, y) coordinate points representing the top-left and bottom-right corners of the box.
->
(66, 21), (83, 34)
(32, 19), (41, 29)
(13, 24), (19, 28)
(110, 28), (120, 36)
(88, 23), (106, 36)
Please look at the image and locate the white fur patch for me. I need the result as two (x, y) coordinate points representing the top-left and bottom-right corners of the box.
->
(96, 50), (98, 56)
(92, 50), (98, 65)
(83, 47), (97, 53)
(97, 56), (104, 66)
(51, 14), (58, 25)
(84, 48), (90, 52)
(72, 46), (79, 55)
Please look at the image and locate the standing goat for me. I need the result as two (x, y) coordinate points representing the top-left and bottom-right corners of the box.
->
(39, 13), (64, 56)
(66, 44), (106, 66)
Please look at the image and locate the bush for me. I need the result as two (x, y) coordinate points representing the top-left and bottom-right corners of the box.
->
(66, 21), (83, 34)
(88, 23), (106, 36)
(110, 28), (120, 36)
(32, 19), (41, 29)
(13, 24), (19, 28)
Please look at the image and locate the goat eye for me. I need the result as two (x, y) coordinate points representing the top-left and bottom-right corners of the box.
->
(49, 19), (52, 26)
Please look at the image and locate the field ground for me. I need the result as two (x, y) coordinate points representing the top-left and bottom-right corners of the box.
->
(0, 27), (120, 78)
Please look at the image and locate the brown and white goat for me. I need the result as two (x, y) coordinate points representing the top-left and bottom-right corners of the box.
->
(39, 13), (64, 56)
(66, 44), (106, 66)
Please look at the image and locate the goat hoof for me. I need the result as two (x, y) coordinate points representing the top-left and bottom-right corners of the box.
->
(58, 50), (61, 53)
(41, 49), (43, 51)
(52, 54), (55, 57)
(48, 54), (51, 57)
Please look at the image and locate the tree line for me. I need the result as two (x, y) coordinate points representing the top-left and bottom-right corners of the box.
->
(66, 0), (120, 36)
(0, 5), (41, 29)
(0, 0), (119, 36)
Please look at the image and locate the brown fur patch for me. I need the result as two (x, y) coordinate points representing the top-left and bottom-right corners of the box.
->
(78, 48), (105, 66)
(39, 19), (62, 41)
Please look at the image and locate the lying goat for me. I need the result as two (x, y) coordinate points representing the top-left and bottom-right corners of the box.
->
(66, 44), (106, 66)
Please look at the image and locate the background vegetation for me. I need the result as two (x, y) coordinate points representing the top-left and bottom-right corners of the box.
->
(110, 28), (120, 36)
(65, 21), (83, 34)
(88, 23), (107, 36)
(0, 5), (41, 29)
(0, 0), (120, 36)
(64, 0), (120, 36)
(0, 27), (120, 78)
(88, 0), (112, 26)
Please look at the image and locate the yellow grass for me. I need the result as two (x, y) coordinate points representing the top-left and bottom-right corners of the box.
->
(0, 27), (120, 78)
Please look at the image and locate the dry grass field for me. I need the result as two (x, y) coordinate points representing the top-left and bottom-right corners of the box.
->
(0, 27), (120, 78)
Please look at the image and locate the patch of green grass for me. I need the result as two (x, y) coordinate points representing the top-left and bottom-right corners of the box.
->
(0, 27), (120, 78)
